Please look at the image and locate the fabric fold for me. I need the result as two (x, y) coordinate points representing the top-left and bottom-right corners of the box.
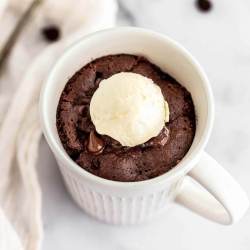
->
(0, 0), (117, 249)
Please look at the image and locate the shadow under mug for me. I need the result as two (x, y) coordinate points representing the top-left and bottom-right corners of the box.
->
(40, 27), (249, 225)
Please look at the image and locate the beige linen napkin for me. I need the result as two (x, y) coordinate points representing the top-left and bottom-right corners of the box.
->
(0, 0), (117, 249)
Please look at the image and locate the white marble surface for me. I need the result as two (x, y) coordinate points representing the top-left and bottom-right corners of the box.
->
(39, 1), (250, 249)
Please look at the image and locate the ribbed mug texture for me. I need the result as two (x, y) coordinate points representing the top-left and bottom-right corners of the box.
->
(58, 161), (174, 224)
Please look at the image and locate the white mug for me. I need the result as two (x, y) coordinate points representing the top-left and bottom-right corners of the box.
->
(40, 27), (249, 225)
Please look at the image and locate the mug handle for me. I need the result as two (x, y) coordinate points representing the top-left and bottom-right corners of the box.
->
(175, 152), (249, 225)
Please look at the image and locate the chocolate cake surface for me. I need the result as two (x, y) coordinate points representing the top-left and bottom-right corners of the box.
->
(56, 54), (196, 182)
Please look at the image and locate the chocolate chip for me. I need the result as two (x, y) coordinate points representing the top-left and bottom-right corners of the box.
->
(41, 25), (61, 42)
(87, 131), (104, 154)
(195, 0), (212, 12)
(142, 127), (169, 148)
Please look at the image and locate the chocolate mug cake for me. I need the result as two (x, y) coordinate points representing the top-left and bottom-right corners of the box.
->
(56, 54), (196, 182)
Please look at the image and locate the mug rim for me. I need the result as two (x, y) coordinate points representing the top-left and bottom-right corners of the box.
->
(40, 27), (214, 188)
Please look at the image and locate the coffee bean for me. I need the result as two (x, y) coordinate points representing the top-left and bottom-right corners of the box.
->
(195, 0), (212, 12)
(41, 25), (61, 42)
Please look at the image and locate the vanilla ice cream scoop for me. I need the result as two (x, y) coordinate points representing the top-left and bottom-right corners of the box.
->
(90, 72), (169, 147)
